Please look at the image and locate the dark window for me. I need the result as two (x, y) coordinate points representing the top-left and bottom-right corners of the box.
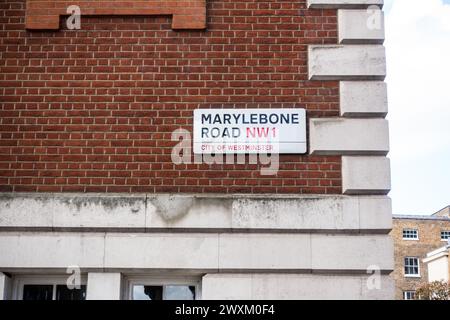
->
(403, 291), (415, 300)
(22, 284), (86, 300)
(402, 229), (418, 239)
(23, 285), (53, 301)
(56, 285), (87, 301)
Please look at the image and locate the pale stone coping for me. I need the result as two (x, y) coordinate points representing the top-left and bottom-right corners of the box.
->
(342, 156), (391, 195)
(340, 81), (388, 117)
(308, 45), (386, 80)
(309, 118), (389, 155)
(338, 10), (385, 44)
(308, 0), (384, 9)
(86, 273), (122, 300)
(0, 193), (392, 232)
(0, 232), (394, 273)
(423, 251), (448, 264)
(202, 273), (394, 300)
(424, 245), (449, 260)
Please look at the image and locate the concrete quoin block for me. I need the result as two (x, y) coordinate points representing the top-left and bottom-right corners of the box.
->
(308, 0), (384, 9)
(309, 118), (390, 155)
(342, 156), (391, 194)
(358, 196), (392, 231)
(340, 81), (388, 117)
(308, 45), (386, 80)
(338, 9), (385, 44)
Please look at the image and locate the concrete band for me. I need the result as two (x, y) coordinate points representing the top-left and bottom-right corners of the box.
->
(0, 193), (392, 233)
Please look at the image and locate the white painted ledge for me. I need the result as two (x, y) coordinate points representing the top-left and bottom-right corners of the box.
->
(86, 273), (122, 300)
(202, 273), (394, 300)
(338, 9), (385, 44)
(0, 232), (393, 273)
(0, 193), (392, 232)
(308, 0), (384, 9)
(309, 118), (389, 155)
(342, 156), (391, 195)
(308, 45), (386, 80)
(340, 81), (388, 117)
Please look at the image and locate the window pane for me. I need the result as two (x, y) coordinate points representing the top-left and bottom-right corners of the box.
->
(133, 285), (163, 300)
(23, 285), (53, 301)
(56, 285), (87, 301)
(404, 257), (419, 275)
(163, 286), (195, 300)
(403, 229), (418, 239)
(404, 291), (415, 300)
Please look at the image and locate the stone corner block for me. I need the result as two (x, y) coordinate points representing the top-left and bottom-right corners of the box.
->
(358, 196), (392, 231)
(340, 81), (388, 117)
(308, 45), (386, 81)
(342, 156), (391, 195)
(308, 0), (384, 9)
(338, 9), (385, 44)
(309, 118), (390, 155)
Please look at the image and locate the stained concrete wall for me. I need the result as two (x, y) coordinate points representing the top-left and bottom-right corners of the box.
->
(0, 193), (394, 299)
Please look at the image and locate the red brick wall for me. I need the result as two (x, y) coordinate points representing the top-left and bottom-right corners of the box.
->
(0, 0), (341, 194)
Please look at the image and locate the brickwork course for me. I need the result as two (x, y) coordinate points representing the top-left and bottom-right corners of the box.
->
(0, 0), (341, 194)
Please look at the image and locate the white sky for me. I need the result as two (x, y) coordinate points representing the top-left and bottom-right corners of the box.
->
(384, 0), (450, 215)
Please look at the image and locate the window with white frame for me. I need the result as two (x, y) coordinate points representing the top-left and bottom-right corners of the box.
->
(404, 257), (420, 277)
(402, 228), (418, 240)
(124, 276), (200, 300)
(12, 275), (87, 300)
(441, 231), (450, 241)
(403, 291), (416, 300)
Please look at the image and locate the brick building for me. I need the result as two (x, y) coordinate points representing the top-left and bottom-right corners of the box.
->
(0, 0), (393, 300)
(391, 206), (450, 300)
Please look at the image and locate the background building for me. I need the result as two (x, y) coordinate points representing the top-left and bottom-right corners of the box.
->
(0, 0), (393, 300)
(391, 206), (450, 300)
